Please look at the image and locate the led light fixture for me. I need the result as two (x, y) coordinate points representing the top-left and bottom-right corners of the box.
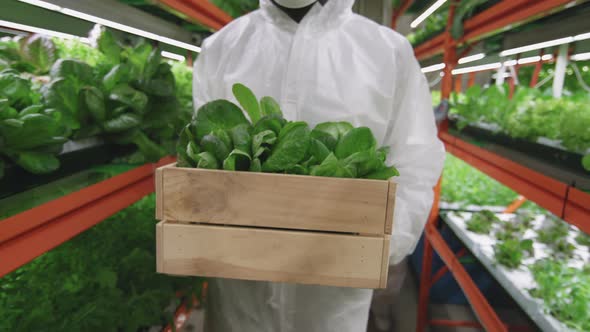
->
(0, 19), (89, 43)
(458, 53), (485, 64)
(452, 62), (501, 75)
(411, 0), (447, 29)
(161, 50), (186, 62)
(421, 63), (445, 73)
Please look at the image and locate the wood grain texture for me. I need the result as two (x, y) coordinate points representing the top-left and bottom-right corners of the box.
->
(384, 182), (397, 235)
(155, 167), (164, 220)
(379, 236), (391, 288)
(160, 167), (391, 234)
(156, 220), (164, 273)
(158, 221), (388, 289)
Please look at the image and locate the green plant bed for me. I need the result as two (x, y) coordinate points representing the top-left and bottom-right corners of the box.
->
(0, 194), (203, 331)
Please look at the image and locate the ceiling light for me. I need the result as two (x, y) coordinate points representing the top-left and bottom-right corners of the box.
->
(161, 50), (186, 62)
(517, 56), (541, 65)
(574, 32), (590, 41)
(17, 0), (200, 53)
(421, 63), (445, 73)
(503, 60), (517, 66)
(500, 36), (574, 57)
(541, 54), (554, 61)
(571, 52), (590, 61)
(458, 53), (485, 64)
(0, 19), (89, 42)
(452, 62), (501, 75)
(411, 0), (447, 29)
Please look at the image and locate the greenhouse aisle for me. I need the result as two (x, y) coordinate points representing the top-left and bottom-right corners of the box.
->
(1, 0), (589, 331)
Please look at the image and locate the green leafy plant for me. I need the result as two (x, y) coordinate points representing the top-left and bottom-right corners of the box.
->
(0, 194), (203, 331)
(537, 217), (570, 244)
(177, 83), (399, 180)
(465, 210), (499, 234)
(576, 232), (590, 247)
(529, 260), (590, 331)
(494, 238), (534, 269)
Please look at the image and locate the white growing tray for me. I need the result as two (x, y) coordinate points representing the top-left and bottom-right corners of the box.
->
(443, 212), (589, 332)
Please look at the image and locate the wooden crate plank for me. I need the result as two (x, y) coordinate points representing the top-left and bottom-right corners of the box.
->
(385, 182), (396, 235)
(379, 236), (391, 288)
(161, 167), (390, 234)
(158, 222), (387, 289)
(155, 167), (164, 220)
(156, 220), (165, 273)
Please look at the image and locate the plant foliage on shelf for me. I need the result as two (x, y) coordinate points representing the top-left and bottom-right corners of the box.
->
(0, 194), (203, 331)
(0, 26), (194, 179)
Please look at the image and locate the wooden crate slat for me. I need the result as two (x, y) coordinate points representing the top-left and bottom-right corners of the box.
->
(158, 221), (387, 288)
(159, 166), (391, 235)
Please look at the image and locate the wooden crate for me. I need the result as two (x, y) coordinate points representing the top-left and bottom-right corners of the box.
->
(155, 163), (396, 289)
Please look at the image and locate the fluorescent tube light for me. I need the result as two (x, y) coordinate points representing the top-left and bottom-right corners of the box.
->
(452, 62), (501, 75)
(458, 53), (485, 64)
(17, 0), (201, 53)
(503, 60), (517, 66)
(0, 19), (89, 42)
(517, 56), (541, 65)
(541, 54), (554, 61)
(17, 0), (60, 11)
(500, 37), (574, 57)
(571, 52), (590, 61)
(411, 0), (447, 29)
(574, 32), (590, 41)
(161, 50), (186, 62)
(421, 63), (445, 73)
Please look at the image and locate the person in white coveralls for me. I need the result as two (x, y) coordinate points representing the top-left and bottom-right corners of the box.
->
(192, 0), (446, 331)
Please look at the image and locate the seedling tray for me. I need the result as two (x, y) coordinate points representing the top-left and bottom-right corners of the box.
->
(155, 163), (396, 289)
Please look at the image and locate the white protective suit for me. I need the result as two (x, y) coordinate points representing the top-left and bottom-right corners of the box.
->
(192, 0), (445, 331)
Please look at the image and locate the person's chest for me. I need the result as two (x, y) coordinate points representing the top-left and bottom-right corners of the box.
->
(210, 24), (397, 142)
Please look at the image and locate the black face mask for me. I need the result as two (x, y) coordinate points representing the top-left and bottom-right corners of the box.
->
(271, 0), (328, 23)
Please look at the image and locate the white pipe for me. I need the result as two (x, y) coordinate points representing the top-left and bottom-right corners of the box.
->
(552, 44), (569, 98)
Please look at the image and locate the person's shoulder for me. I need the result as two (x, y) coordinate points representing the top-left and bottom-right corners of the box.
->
(201, 10), (261, 52)
(345, 14), (412, 51)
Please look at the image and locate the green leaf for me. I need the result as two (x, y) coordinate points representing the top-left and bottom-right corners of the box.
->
(253, 115), (285, 136)
(131, 131), (166, 162)
(262, 122), (311, 172)
(200, 134), (230, 162)
(365, 166), (399, 180)
(232, 83), (261, 123)
(19, 104), (44, 117)
(223, 149), (251, 171)
(252, 130), (277, 158)
(335, 127), (377, 159)
(79, 86), (106, 123)
(102, 64), (131, 92)
(310, 128), (338, 151)
(310, 153), (355, 178)
(309, 138), (330, 164)
(250, 158), (262, 172)
(103, 113), (141, 133)
(230, 124), (252, 154)
(19, 34), (57, 74)
(49, 59), (93, 86)
(186, 141), (200, 164)
(43, 78), (80, 130)
(193, 100), (250, 140)
(260, 96), (282, 117)
(109, 84), (148, 113)
(313, 122), (353, 143)
(126, 42), (152, 77)
(14, 151), (60, 174)
(0, 72), (33, 108)
(97, 28), (121, 65)
(197, 152), (219, 169)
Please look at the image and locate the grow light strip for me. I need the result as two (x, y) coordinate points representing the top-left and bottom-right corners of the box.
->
(17, 0), (201, 53)
(452, 62), (501, 75)
(458, 53), (485, 65)
(421, 63), (445, 73)
(571, 52), (590, 61)
(500, 32), (590, 57)
(0, 19), (89, 43)
(161, 50), (186, 62)
(410, 0), (447, 29)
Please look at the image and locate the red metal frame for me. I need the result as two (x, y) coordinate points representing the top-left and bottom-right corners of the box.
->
(156, 0), (232, 30)
(415, 0), (575, 60)
(391, 0), (414, 29)
(0, 156), (175, 278)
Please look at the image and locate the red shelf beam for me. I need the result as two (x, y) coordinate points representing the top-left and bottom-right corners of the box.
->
(157, 0), (233, 31)
(415, 0), (576, 60)
(0, 156), (175, 278)
(440, 131), (590, 235)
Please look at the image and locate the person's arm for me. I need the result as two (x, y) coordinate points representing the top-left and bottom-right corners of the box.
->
(385, 38), (446, 265)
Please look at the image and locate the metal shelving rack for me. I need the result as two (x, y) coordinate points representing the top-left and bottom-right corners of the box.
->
(412, 0), (590, 331)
